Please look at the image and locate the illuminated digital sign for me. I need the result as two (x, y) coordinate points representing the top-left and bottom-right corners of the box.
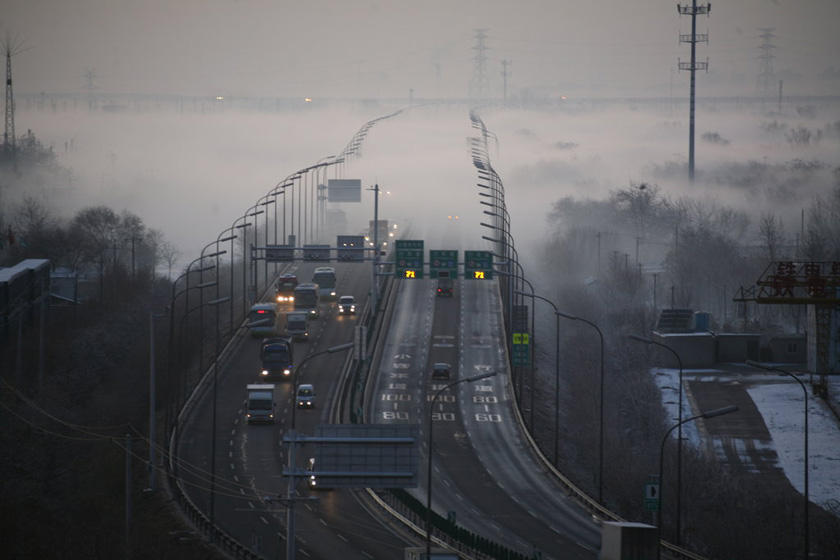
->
(395, 240), (424, 279)
(464, 250), (493, 279)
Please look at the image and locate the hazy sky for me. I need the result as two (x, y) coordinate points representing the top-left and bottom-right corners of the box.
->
(5, 0), (839, 99)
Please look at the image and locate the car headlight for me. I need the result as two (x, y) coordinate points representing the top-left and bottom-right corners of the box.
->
(246, 413), (251, 418)
(331, 291), (336, 296)
(350, 305), (355, 311)
(283, 368), (291, 375)
(261, 370), (269, 376)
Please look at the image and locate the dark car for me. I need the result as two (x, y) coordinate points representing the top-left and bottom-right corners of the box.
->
(431, 362), (451, 380)
(436, 276), (453, 297)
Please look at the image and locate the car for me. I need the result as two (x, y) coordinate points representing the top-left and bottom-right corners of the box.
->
(296, 384), (316, 408)
(436, 276), (453, 297)
(431, 362), (452, 380)
(337, 295), (356, 314)
(307, 457), (331, 490)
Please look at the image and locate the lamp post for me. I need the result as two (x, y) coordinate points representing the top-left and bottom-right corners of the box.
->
(514, 291), (560, 465)
(207, 294), (231, 540)
(229, 217), (252, 335)
(556, 311), (605, 505)
(286, 341), (354, 560)
(426, 371), (497, 558)
(657, 405), (738, 560)
(629, 334), (685, 544)
(747, 360), (809, 559)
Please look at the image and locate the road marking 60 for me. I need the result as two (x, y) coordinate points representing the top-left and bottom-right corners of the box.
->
(474, 413), (502, 422)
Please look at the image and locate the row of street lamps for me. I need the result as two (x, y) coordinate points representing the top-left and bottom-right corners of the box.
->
(466, 111), (809, 558)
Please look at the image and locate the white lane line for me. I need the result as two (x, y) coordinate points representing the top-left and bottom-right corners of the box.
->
(260, 516), (269, 525)
(228, 451), (232, 458)
(319, 518), (328, 527)
(233, 475), (239, 482)
(230, 463), (235, 470)
(234, 418), (239, 425)
(299, 550), (311, 558)
(229, 439), (234, 446)
(337, 534), (348, 543)
(240, 488), (245, 495)
(361, 551), (374, 559)
(304, 504), (313, 512)
(231, 429), (236, 435)
(248, 502), (255, 509)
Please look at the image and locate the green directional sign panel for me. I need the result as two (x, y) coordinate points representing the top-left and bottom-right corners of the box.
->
(464, 250), (493, 279)
(429, 250), (458, 279)
(512, 332), (530, 366)
(395, 239), (424, 279)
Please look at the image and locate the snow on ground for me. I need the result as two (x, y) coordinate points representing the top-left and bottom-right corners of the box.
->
(748, 381), (840, 510)
(653, 366), (840, 512)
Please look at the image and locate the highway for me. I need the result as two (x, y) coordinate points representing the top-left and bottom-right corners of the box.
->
(175, 261), (413, 559)
(368, 274), (601, 559)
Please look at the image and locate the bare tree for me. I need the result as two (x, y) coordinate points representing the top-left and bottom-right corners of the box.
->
(759, 213), (785, 261)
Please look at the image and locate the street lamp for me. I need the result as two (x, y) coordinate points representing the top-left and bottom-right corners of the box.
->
(515, 290), (560, 465)
(556, 310), (605, 505)
(207, 294), (231, 540)
(657, 405), (739, 560)
(426, 371), (497, 557)
(285, 341), (354, 560)
(747, 360), (809, 559)
(629, 334), (685, 544)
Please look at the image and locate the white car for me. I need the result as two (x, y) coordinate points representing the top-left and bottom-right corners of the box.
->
(338, 295), (356, 315)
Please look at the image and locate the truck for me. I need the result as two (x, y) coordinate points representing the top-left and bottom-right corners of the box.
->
(259, 337), (294, 380)
(276, 273), (298, 304)
(246, 384), (276, 424)
(285, 311), (310, 341)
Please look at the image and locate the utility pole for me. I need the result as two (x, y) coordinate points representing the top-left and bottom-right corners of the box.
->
(501, 59), (511, 104)
(469, 29), (490, 100)
(677, 1), (710, 183)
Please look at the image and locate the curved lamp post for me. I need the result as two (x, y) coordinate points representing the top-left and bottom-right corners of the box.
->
(747, 360), (809, 560)
(285, 341), (354, 560)
(513, 290), (560, 466)
(426, 371), (497, 558)
(629, 334), (685, 544)
(657, 405), (738, 560)
(557, 311), (605, 505)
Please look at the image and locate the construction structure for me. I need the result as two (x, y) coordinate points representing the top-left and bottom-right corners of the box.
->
(677, 1), (710, 183)
(735, 261), (840, 397)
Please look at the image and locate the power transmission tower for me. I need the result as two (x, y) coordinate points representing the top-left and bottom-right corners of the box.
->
(83, 68), (98, 111)
(501, 59), (511, 104)
(469, 29), (490, 100)
(4, 40), (20, 159)
(756, 28), (776, 107)
(677, 1), (710, 184)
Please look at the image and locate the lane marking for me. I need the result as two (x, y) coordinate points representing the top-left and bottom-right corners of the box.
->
(337, 534), (348, 543)
(260, 516), (269, 525)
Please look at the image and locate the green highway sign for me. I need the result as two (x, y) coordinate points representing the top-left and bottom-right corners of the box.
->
(511, 332), (530, 366)
(430, 250), (458, 279)
(395, 240), (424, 279)
(644, 475), (660, 511)
(464, 250), (493, 279)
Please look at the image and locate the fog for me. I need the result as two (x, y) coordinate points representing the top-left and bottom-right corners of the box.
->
(4, 0), (839, 100)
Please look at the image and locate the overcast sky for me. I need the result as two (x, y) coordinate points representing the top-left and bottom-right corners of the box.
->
(5, 1), (839, 99)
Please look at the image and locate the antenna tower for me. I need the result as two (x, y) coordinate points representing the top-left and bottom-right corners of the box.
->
(677, 1), (710, 183)
(756, 28), (776, 106)
(469, 29), (490, 100)
(4, 44), (17, 156)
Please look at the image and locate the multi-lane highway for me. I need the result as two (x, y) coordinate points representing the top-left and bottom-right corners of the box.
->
(368, 275), (601, 559)
(175, 261), (414, 559)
